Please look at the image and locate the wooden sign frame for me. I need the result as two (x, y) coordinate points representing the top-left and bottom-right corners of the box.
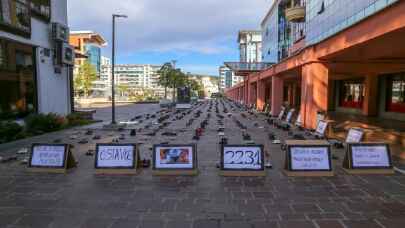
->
(28, 143), (76, 174)
(220, 144), (265, 177)
(343, 143), (394, 175)
(152, 144), (198, 176)
(95, 143), (139, 175)
(284, 140), (334, 177)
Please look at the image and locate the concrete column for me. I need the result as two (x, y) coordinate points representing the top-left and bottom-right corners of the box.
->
(363, 74), (378, 116)
(244, 79), (249, 105)
(257, 80), (266, 111)
(301, 63), (329, 129)
(271, 76), (284, 116)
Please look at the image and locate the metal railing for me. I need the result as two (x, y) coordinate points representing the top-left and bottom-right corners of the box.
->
(0, 0), (31, 36)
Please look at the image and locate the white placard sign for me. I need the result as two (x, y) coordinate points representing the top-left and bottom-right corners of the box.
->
(345, 128), (364, 143)
(30, 145), (66, 168)
(154, 145), (194, 169)
(315, 120), (328, 135)
(295, 113), (302, 127)
(222, 146), (263, 170)
(96, 145), (135, 168)
(290, 146), (331, 171)
(286, 109), (295, 123)
(351, 145), (391, 168)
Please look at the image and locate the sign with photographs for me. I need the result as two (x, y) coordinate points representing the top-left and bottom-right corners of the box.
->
(153, 144), (197, 175)
(284, 140), (333, 177)
(28, 144), (76, 173)
(345, 128), (364, 143)
(288, 146), (332, 171)
(220, 145), (265, 176)
(95, 144), (136, 169)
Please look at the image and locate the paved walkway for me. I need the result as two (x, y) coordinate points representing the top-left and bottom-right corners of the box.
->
(1, 100), (405, 228)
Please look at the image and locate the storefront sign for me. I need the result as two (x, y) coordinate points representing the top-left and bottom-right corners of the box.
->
(95, 144), (136, 169)
(288, 145), (332, 171)
(29, 144), (67, 168)
(350, 144), (392, 168)
(221, 145), (264, 171)
(153, 145), (197, 175)
(345, 128), (364, 143)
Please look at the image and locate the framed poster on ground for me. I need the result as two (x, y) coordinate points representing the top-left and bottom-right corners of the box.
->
(28, 144), (76, 174)
(345, 128), (364, 143)
(95, 144), (139, 175)
(315, 120), (328, 136)
(152, 144), (198, 176)
(220, 145), (265, 176)
(284, 140), (333, 177)
(343, 143), (394, 174)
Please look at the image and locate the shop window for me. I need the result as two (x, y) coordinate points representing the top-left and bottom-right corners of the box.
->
(340, 81), (364, 109)
(0, 39), (36, 119)
(30, 0), (50, 20)
(387, 75), (405, 113)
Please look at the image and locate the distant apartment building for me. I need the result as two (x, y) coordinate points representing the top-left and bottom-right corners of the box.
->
(189, 74), (219, 98)
(238, 30), (262, 63)
(0, 0), (73, 118)
(69, 31), (107, 75)
(92, 64), (165, 98)
(219, 65), (244, 91)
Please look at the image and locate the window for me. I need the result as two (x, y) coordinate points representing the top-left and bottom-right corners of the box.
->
(387, 75), (405, 113)
(340, 80), (364, 109)
(0, 39), (36, 119)
(30, 0), (50, 20)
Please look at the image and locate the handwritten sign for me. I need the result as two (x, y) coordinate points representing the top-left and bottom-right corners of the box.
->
(350, 144), (392, 168)
(95, 144), (136, 169)
(345, 128), (364, 143)
(29, 144), (67, 168)
(222, 145), (264, 170)
(153, 145), (195, 169)
(289, 146), (331, 171)
(315, 120), (328, 136)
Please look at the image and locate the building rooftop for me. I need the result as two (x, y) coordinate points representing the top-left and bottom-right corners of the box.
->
(70, 30), (108, 46)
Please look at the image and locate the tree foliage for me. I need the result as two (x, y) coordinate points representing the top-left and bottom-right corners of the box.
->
(74, 61), (98, 97)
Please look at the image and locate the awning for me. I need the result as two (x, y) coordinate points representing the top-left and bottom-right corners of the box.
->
(224, 62), (273, 76)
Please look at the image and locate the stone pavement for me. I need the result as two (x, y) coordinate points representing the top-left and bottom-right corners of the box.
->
(1, 100), (405, 228)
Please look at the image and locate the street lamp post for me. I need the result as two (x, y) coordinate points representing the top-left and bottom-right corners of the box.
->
(111, 14), (127, 125)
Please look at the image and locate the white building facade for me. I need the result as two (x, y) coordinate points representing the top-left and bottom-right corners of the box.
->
(238, 30), (262, 63)
(219, 65), (243, 91)
(0, 0), (73, 118)
(93, 64), (165, 98)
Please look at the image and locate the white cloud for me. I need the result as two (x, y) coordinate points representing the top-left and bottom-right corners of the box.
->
(68, 0), (271, 55)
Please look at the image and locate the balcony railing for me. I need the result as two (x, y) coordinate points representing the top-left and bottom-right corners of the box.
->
(0, 0), (31, 37)
(30, 0), (50, 21)
(285, 6), (305, 22)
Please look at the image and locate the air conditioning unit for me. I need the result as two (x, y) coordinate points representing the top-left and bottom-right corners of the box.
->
(61, 43), (74, 65)
(51, 23), (69, 42)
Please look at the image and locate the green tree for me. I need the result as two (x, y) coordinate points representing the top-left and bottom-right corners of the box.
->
(74, 61), (97, 97)
(170, 68), (187, 102)
(157, 62), (173, 99)
(117, 84), (129, 97)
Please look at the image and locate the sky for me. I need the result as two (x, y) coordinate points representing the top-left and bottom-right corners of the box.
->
(68, 0), (272, 76)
